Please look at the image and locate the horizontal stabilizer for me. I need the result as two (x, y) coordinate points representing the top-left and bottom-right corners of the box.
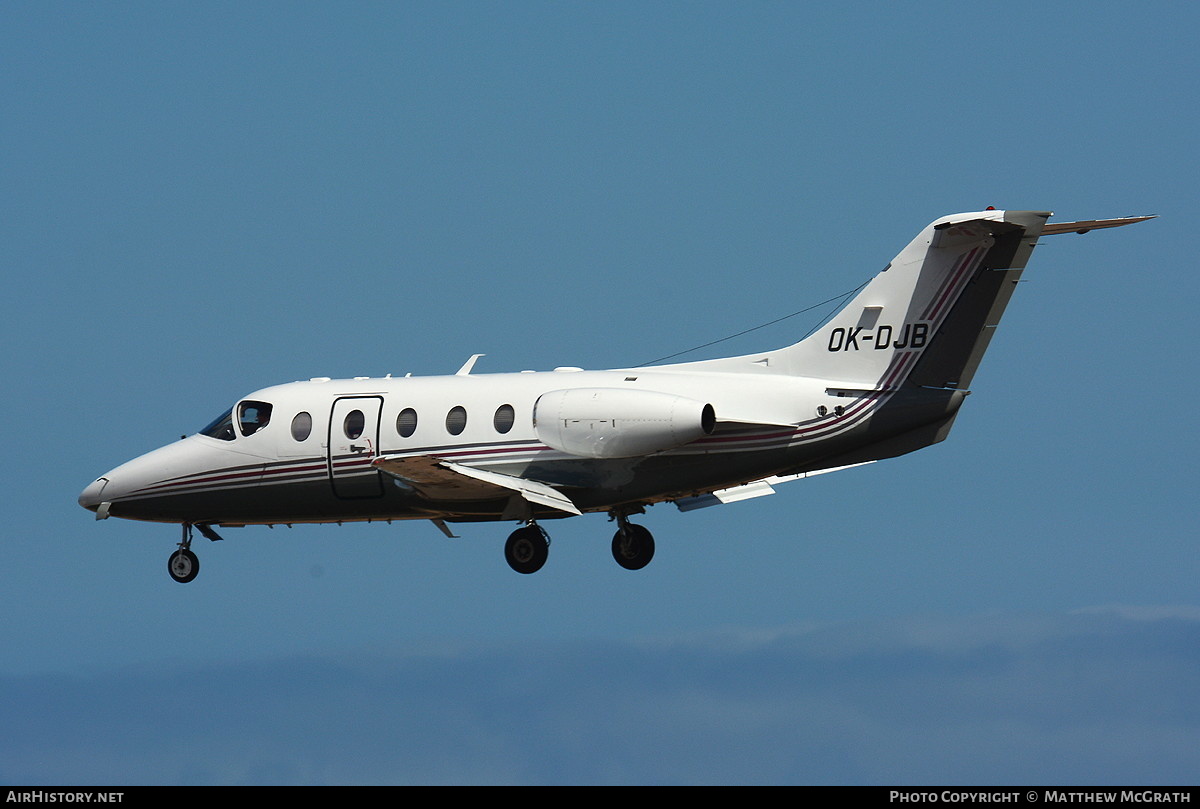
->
(373, 454), (581, 515)
(1040, 215), (1155, 235)
(674, 462), (874, 512)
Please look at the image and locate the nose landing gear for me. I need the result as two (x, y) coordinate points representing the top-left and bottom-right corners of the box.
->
(168, 524), (200, 584)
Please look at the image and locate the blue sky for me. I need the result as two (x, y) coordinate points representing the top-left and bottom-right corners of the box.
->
(2, 1), (1196, 785)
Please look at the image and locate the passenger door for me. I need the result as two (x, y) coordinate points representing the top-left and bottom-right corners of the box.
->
(328, 396), (384, 498)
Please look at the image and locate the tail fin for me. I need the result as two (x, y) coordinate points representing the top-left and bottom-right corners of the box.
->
(771, 209), (1053, 389)
(664, 210), (1152, 391)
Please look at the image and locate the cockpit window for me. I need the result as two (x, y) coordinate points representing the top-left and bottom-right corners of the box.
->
(237, 401), (273, 437)
(199, 409), (236, 441)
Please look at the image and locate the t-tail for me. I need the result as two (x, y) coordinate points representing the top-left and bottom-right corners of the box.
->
(779, 209), (1052, 391)
(681, 209), (1153, 395)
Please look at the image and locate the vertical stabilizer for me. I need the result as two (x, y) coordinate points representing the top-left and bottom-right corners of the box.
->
(665, 211), (1055, 394)
(770, 210), (1051, 387)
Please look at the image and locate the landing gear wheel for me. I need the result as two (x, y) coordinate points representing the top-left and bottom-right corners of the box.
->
(168, 548), (200, 583)
(505, 525), (549, 574)
(612, 523), (655, 570)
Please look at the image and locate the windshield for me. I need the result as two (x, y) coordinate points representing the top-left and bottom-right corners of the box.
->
(198, 401), (274, 440)
(199, 409), (236, 441)
(237, 401), (273, 437)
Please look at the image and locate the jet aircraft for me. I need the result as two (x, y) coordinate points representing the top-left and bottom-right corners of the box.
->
(78, 209), (1152, 581)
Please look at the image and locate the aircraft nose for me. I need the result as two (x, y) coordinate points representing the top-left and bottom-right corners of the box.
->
(78, 477), (110, 512)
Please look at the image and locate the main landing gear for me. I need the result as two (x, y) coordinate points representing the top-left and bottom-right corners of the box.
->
(168, 524), (200, 583)
(504, 524), (550, 574)
(611, 515), (655, 571)
(502, 514), (656, 574)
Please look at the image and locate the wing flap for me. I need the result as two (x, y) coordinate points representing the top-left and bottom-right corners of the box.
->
(372, 455), (582, 515)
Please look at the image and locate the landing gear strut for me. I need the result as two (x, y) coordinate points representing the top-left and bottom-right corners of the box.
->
(168, 524), (200, 584)
(505, 524), (549, 574)
(611, 514), (655, 570)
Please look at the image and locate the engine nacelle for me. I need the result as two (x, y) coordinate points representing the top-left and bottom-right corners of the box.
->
(533, 387), (716, 459)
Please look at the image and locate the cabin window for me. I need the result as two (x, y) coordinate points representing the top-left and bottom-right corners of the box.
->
(446, 406), (467, 436)
(291, 412), (312, 442)
(199, 409), (236, 441)
(493, 404), (515, 434)
(343, 409), (365, 440)
(237, 401), (273, 437)
(396, 408), (417, 438)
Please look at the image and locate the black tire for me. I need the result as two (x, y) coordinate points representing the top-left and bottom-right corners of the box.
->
(168, 548), (200, 583)
(505, 526), (549, 574)
(612, 523), (655, 570)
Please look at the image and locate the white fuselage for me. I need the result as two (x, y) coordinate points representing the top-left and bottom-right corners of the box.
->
(78, 362), (953, 527)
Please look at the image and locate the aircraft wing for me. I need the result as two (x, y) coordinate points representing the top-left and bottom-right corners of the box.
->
(372, 454), (582, 515)
(673, 462), (874, 512)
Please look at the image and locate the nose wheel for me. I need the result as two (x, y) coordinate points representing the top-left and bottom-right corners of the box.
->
(168, 548), (200, 583)
(505, 524), (549, 574)
(168, 524), (200, 583)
